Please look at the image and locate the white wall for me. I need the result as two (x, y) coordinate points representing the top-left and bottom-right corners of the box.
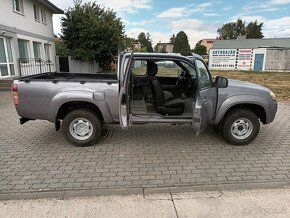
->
(0, 0), (54, 38)
(16, 34), (55, 59)
(265, 49), (290, 71)
(68, 57), (101, 73)
(0, 0), (59, 77)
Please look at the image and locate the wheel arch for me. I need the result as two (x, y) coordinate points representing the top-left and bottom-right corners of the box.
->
(56, 101), (104, 122)
(215, 103), (267, 126)
(48, 91), (113, 124)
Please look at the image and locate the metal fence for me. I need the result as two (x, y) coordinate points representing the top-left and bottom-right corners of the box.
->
(18, 58), (52, 77)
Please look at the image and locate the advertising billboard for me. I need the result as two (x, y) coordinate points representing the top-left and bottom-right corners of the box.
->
(209, 49), (237, 70)
(237, 49), (253, 70)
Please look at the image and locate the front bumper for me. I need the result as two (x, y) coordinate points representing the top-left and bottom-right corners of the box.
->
(266, 100), (278, 124)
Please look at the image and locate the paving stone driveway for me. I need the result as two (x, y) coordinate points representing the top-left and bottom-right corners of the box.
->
(0, 91), (290, 194)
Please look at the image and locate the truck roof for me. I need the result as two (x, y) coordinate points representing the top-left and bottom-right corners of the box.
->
(130, 52), (203, 62)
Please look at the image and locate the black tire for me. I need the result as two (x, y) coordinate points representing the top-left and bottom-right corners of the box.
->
(213, 123), (221, 134)
(62, 109), (101, 147)
(221, 109), (260, 146)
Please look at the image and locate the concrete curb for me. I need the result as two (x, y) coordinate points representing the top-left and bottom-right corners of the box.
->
(1, 181), (289, 201)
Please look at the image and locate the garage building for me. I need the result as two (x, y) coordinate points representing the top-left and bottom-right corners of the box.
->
(209, 38), (290, 71)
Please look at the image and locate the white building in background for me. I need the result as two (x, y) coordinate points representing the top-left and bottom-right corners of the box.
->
(0, 0), (63, 78)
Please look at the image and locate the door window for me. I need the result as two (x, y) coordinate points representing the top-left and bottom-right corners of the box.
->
(180, 62), (197, 77)
(196, 59), (212, 89)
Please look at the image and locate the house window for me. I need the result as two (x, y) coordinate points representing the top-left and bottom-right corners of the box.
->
(40, 8), (47, 24)
(18, 39), (29, 62)
(33, 42), (41, 59)
(33, 4), (40, 21)
(0, 37), (15, 77)
(13, 0), (24, 14)
(44, 43), (51, 62)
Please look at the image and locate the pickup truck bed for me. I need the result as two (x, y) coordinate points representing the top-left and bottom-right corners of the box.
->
(19, 72), (118, 82)
(14, 72), (119, 123)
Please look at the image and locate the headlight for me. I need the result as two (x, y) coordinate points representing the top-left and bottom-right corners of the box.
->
(270, 91), (276, 100)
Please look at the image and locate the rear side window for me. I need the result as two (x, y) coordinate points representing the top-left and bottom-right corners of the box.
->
(132, 60), (147, 76)
(156, 60), (181, 77)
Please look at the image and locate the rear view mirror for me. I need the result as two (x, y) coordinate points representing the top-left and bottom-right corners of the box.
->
(215, 76), (228, 88)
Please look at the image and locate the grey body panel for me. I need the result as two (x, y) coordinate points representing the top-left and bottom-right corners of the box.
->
(214, 79), (277, 125)
(13, 53), (277, 129)
(15, 80), (119, 123)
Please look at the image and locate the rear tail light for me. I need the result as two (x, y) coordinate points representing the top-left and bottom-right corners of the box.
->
(11, 84), (19, 106)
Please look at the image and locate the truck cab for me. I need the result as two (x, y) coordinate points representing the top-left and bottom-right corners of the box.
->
(118, 53), (228, 136)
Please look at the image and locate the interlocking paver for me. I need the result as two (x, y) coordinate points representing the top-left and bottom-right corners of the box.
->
(0, 91), (290, 194)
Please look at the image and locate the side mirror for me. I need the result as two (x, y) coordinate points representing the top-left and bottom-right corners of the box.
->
(215, 76), (228, 88)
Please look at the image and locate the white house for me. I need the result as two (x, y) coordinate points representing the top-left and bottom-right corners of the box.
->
(0, 0), (63, 78)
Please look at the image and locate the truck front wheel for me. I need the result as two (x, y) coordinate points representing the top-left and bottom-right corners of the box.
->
(62, 109), (101, 147)
(221, 109), (260, 145)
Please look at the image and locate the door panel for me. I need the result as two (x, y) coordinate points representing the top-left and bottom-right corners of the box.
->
(197, 87), (217, 134)
(59, 57), (69, 72)
(254, 54), (264, 71)
(118, 53), (133, 129)
(193, 59), (217, 136)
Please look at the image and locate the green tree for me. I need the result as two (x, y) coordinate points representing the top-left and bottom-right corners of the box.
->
(124, 35), (137, 50)
(246, 21), (264, 39)
(61, 2), (124, 69)
(138, 32), (153, 52)
(154, 44), (158, 52)
(173, 31), (191, 56)
(217, 18), (263, 39)
(192, 40), (207, 55)
(54, 37), (70, 57)
(217, 19), (246, 39)
(170, 34), (175, 43)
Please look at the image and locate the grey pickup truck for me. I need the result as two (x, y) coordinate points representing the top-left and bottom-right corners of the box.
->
(12, 53), (277, 147)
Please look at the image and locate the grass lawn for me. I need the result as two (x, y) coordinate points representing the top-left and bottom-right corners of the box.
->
(211, 71), (290, 101)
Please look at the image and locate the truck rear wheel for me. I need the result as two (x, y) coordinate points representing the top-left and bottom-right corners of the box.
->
(62, 109), (101, 147)
(221, 109), (260, 145)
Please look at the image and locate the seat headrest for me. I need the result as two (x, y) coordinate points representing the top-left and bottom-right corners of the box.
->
(147, 61), (158, 76)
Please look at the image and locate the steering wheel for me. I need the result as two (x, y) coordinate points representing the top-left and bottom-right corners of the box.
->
(176, 70), (187, 89)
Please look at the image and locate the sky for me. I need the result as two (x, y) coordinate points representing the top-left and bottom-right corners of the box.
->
(50, 0), (290, 47)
